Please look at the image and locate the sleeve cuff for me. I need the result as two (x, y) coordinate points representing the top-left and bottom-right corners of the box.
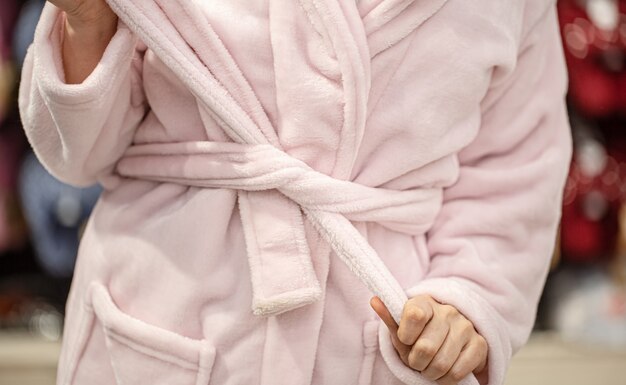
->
(33, 3), (138, 106)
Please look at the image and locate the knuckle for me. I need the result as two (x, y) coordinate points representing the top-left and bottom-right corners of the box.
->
(430, 359), (451, 374)
(414, 341), (438, 358)
(474, 334), (488, 351)
(405, 307), (426, 323)
(397, 329), (413, 345)
(449, 368), (468, 382)
(440, 305), (459, 319)
(458, 320), (474, 336)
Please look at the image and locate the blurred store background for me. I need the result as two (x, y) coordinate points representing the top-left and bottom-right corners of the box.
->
(0, 0), (625, 384)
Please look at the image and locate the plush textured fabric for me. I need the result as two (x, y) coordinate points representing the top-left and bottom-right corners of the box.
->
(19, 1), (572, 384)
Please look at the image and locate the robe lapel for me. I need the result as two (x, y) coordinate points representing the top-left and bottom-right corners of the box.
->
(104, 0), (265, 144)
(298, 0), (370, 179)
(362, 0), (449, 57)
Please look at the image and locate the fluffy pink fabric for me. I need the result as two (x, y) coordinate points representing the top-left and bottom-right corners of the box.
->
(19, 1), (571, 384)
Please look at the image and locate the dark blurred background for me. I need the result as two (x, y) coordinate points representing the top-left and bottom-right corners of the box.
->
(0, 0), (625, 384)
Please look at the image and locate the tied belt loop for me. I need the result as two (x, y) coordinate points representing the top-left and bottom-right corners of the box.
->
(116, 141), (442, 321)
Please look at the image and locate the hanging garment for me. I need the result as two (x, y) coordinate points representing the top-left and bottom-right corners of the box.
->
(19, 151), (102, 277)
(19, 1), (572, 384)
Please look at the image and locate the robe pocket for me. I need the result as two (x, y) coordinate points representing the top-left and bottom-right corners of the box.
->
(358, 320), (380, 385)
(85, 282), (216, 385)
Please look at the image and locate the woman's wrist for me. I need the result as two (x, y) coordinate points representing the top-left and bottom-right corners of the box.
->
(61, 9), (118, 84)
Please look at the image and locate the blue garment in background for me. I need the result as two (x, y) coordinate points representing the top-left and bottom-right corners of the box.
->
(19, 153), (101, 277)
(13, 0), (45, 68)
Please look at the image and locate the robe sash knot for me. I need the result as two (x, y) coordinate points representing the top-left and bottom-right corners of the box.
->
(117, 141), (442, 318)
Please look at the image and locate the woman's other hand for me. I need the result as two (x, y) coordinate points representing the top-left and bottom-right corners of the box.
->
(46, 0), (118, 84)
(371, 295), (488, 385)
(47, 0), (115, 25)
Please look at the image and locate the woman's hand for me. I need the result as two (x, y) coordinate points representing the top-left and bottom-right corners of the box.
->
(46, 0), (118, 84)
(47, 0), (116, 26)
(371, 295), (488, 385)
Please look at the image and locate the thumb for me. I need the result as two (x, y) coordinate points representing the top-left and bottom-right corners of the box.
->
(370, 296), (398, 333)
(370, 296), (411, 364)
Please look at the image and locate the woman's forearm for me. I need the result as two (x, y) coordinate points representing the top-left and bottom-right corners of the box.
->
(62, 11), (118, 84)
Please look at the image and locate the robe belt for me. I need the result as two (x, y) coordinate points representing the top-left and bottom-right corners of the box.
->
(116, 141), (443, 320)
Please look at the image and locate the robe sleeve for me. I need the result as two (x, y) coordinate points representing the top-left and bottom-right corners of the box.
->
(18, 3), (147, 188)
(379, 5), (572, 385)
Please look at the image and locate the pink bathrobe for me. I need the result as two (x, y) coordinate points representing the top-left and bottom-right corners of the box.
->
(19, 0), (572, 384)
